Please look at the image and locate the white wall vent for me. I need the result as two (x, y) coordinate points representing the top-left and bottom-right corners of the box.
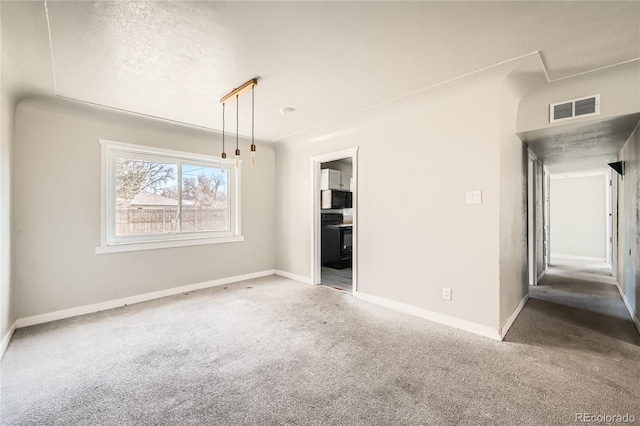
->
(549, 94), (600, 123)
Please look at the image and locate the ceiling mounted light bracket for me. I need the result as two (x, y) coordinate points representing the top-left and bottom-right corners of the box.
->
(219, 78), (258, 167)
(220, 78), (258, 104)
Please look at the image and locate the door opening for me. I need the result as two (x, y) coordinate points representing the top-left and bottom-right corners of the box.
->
(311, 148), (358, 295)
(548, 170), (609, 269)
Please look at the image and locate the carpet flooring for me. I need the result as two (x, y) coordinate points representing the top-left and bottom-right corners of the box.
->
(1, 262), (639, 425)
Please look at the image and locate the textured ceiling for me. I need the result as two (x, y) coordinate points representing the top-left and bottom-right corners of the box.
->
(9, 1), (640, 141)
(517, 113), (640, 173)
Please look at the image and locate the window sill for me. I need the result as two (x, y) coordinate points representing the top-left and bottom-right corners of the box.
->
(95, 236), (244, 254)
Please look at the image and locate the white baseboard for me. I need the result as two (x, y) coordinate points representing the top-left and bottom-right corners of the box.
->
(1, 321), (17, 359)
(354, 291), (501, 341)
(551, 254), (607, 262)
(15, 270), (275, 329)
(537, 270), (546, 283)
(614, 281), (640, 336)
(499, 294), (529, 340)
(275, 270), (313, 285)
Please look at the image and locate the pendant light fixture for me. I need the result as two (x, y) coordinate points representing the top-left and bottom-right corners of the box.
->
(219, 78), (258, 168)
(235, 94), (240, 167)
(250, 85), (256, 167)
(221, 102), (226, 168)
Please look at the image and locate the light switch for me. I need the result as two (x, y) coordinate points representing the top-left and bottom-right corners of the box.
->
(466, 191), (482, 204)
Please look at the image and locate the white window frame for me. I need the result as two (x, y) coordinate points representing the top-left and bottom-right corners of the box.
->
(96, 140), (243, 254)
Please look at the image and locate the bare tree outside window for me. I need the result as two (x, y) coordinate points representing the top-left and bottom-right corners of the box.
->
(181, 165), (228, 232)
(116, 158), (177, 208)
(114, 158), (228, 236)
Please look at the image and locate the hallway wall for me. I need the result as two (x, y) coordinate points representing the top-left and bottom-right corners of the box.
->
(550, 174), (607, 261)
(617, 124), (640, 328)
(498, 72), (528, 328)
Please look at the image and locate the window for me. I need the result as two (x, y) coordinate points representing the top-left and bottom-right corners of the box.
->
(97, 140), (242, 253)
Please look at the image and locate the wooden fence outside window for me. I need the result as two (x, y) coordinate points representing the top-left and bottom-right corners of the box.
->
(115, 207), (228, 235)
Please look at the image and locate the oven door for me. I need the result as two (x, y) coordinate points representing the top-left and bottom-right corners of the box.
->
(341, 227), (352, 255)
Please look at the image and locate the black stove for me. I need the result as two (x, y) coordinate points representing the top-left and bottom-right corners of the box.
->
(321, 213), (352, 269)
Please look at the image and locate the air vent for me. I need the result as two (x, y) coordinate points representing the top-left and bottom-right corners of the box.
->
(550, 94), (600, 123)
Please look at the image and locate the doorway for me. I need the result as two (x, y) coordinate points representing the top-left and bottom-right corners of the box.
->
(527, 152), (545, 285)
(311, 148), (358, 295)
(548, 170), (609, 267)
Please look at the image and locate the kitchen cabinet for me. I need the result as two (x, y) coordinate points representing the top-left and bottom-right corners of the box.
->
(320, 169), (349, 191)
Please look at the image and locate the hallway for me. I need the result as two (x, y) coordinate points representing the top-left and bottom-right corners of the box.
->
(505, 260), (640, 403)
(522, 259), (639, 345)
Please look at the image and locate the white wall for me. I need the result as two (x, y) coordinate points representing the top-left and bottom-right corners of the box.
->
(550, 174), (607, 260)
(517, 61), (640, 133)
(499, 72), (528, 327)
(275, 60), (533, 331)
(12, 97), (275, 319)
(1, 1), (56, 342)
(0, 1), (13, 343)
(617, 124), (640, 327)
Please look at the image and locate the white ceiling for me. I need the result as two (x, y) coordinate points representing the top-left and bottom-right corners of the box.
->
(517, 113), (640, 173)
(10, 1), (640, 141)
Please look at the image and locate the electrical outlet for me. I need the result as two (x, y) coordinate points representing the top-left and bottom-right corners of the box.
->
(442, 287), (452, 301)
(466, 191), (482, 204)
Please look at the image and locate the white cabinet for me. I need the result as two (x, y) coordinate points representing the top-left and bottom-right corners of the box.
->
(320, 169), (345, 190)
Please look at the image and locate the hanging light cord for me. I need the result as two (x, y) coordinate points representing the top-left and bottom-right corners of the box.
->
(222, 102), (226, 154)
(220, 79), (257, 165)
(236, 94), (239, 152)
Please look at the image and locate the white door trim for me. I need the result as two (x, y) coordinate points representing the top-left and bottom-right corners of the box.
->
(310, 147), (359, 295)
(543, 165), (551, 271)
(605, 171), (612, 268)
(527, 153), (536, 286)
(611, 169), (618, 278)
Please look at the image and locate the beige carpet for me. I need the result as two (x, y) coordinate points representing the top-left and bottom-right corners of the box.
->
(2, 263), (639, 425)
